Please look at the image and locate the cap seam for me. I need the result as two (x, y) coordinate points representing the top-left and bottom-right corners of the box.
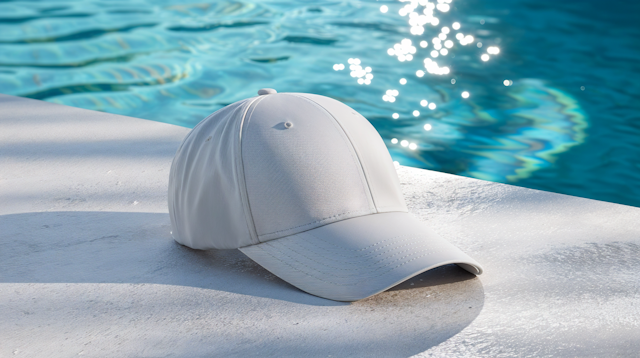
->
(247, 210), (404, 247)
(237, 95), (267, 245)
(257, 209), (371, 238)
(243, 211), (380, 246)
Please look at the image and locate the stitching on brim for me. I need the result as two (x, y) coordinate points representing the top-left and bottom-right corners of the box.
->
(258, 209), (371, 237)
(253, 240), (451, 286)
(274, 236), (449, 274)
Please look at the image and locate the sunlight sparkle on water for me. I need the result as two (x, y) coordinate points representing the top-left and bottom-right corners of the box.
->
(411, 26), (425, 35)
(436, 4), (450, 12)
(423, 58), (450, 75)
(348, 58), (372, 84)
(391, 138), (398, 144)
(388, 39), (416, 62)
(459, 34), (474, 45)
(383, 88), (398, 102)
(372, 0), (485, 127)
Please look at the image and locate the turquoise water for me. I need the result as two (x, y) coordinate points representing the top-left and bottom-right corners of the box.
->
(1, 0), (639, 207)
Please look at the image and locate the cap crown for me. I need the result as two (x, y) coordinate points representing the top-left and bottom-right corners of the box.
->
(169, 93), (407, 250)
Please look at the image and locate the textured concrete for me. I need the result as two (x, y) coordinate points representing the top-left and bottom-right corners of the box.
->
(1, 94), (639, 357)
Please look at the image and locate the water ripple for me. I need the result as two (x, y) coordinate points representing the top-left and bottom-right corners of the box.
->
(0, 23), (158, 44)
(0, 0), (639, 207)
(282, 36), (338, 46)
(0, 13), (92, 24)
(167, 20), (269, 32)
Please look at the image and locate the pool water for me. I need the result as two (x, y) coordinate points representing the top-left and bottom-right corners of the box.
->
(1, 0), (639, 207)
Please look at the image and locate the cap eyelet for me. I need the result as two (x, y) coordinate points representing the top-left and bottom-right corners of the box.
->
(284, 121), (293, 129)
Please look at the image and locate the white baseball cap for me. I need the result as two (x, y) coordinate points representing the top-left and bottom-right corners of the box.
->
(168, 88), (483, 302)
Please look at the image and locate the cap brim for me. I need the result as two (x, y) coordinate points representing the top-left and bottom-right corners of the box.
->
(239, 212), (483, 302)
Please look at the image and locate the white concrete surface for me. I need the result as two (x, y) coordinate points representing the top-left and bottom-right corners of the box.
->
(1, 94), (639, 357)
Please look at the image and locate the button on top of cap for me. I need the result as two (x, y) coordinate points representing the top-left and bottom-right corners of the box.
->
(258, 88), (277, 95)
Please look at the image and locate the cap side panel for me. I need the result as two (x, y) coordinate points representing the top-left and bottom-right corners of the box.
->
(168, 109), (217, 236)
(168, 100), (254, 249)
(241, 94), (374, 242)
(169, 111), (219, 248)
(294, 94), (408, 213)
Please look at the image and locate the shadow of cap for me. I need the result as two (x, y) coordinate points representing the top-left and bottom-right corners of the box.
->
(1, 211), (484, 357)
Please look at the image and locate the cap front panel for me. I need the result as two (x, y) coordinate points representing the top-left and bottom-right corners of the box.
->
(242, 94), (375, 242)
(294, 94), (407, 213)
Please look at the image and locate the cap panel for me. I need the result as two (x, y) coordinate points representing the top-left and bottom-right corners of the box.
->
(293, 94), (407, 213)
(242, 94), (375, 242)
(239, 212), (483, 301)
(168, 99), (255, 250)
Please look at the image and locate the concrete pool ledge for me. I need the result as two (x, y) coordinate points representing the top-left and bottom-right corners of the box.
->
(1, 94), (639, 357)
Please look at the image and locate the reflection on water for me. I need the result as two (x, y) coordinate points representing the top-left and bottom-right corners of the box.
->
(0, 0), (639, 207)
(385, 78), (587, 182)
